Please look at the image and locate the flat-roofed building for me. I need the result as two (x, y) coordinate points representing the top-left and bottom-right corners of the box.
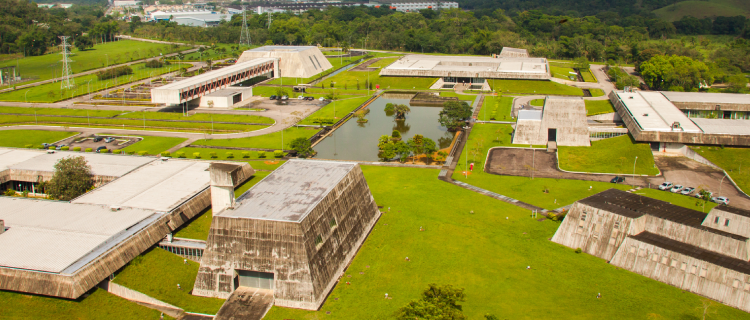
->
(151, 58), (277, 105)
(237, 46), (333, 79)
(194, 160), (380, 310)
(661, 91), (750, 120)
(498, 47), (529, 58)
(512, 96), (590, 147)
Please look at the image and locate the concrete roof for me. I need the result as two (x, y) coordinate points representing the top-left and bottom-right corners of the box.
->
(661, 91), (750, 105)
(6, 149), (154, 177)
(0, 197), (155, 273)
(0, 148), (45, 171)
(246, 46), (317, 53)
(615, 91), (701, 133)
(156, 58), (276, 91)
(501, 47), (527, 53)
(690, 118), (750, 135)
(73, 159), (210, 212)
(383, 54), (547, 74)
(517, 109), (542, 121)
(205, 89), (243, 97)
(222, 160), (356, 222)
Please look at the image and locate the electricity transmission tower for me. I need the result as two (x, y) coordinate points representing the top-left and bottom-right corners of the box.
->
(239, 6), (251, 47)
(59, 36), (75, 90)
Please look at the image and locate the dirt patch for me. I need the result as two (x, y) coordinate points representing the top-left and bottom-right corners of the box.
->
(264, 161), (279, 165)
(350, 58), (385, 72)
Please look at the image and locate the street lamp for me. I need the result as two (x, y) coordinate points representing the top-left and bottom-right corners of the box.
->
(719, 173), (727, 197)
(87, 79), (92, 101)
(463, 126), (470, 178)
(24, 89), (31, 103)
(632, 156), (638, 188)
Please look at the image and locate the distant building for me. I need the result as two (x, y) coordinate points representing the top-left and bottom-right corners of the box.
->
(237, 46), (333, 78)
(552, 189), (750, 313)
(113, 0), (141, 7)
(512, 96), (590, 147)
(148, 9), (229, 26)
(194, 160), (381, 310)
(498, 47), (529, 58)
(371, 0), (458, 12)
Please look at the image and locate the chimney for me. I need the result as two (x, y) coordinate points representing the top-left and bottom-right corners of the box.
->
(0, 220), (4, 235)
(210, 163), (239, 214)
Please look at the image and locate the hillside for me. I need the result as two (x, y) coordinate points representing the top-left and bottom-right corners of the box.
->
(653, 0), (750, 21)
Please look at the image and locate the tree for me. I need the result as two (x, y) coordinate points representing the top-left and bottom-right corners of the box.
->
(439, 101), (472, 131)
(639, 55), (713, 91)
(75, 35), (93, 51)
(423, 137), (437, 161)
(397, 284), (467, 320)
(46, 156), (94, 201)
(573, 57), (590, 71)
(384, 103), (411, 119)
(290, 137), (314, 158)
(408, 134), (424, 163)
(378, 135), (391, 149)
(379, 141), (396, 161)
(393, 141), (410, 163)
(727, 75), (748, 93)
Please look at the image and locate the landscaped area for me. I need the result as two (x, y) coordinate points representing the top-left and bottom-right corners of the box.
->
(584, 99), (615, 115)
(0, 129), (77, 148)
(489, 79), (584, 96)
(477, 95), (514, 121)
(690, 146), (750, 194)
(191, 126), (321, 150)
(171, 147), (288, 160)
(558, 135), (660, 175)
(120, 136), (187, 155)
(298, 96), (370, 125)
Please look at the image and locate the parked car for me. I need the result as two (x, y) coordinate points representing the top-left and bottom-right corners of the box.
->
(680, 187), (695, 195)
(42, 143), (50, 148)
(658, 182), (673, 190)
(226, 59), (236, 64)
(55, 144), (67, 150)
(269, 95), (277, 100)
(281, 95), (288, 100)
(304, 96), (315, 101)
(712, 197), (730, 205)
(104, 137), (115, 143)
(95, 146), (107, 153)
(297, 95), (304, 100)
(694, 190), (712, 199)
(610, 176), (625, 184)
(670, 185), (684, 193)
(93, 136), (103, 142)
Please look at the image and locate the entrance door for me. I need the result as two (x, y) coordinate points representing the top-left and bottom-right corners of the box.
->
(232, 93), (241, 105)
(723, 111), (732, 119)
(650, 142), (660, 151)
(236, 270), (274, 289)
(548, 128), (557, 142)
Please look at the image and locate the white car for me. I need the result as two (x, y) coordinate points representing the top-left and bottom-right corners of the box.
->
(680, 187), (695, 195)
(670, 185), (683, 193)
(658, 182), (673, 191)
(694, 191), (712, 199)
(712, 197), (729, 205)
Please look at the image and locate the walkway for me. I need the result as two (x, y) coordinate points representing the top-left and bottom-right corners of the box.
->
(214, 287), (274, 320)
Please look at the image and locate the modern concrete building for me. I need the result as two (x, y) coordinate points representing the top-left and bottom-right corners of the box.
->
(0, 147), (254, 299)
(198, 87), (253, 109)
(512, 96), (590, 147)
(237, 46), (333, 79)
(194, 160), (381, 310)
(498, 47), (529, 58)
(150, 58), (277, 105)
(373, 0), (459, 12)
(610, 90), (750, 147)
(552, 189), (750, 313)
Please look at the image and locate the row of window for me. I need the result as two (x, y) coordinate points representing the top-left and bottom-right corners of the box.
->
(159, 244), (203, 257)
(713, 216), (731, 227)
(314, 217), (339, 248)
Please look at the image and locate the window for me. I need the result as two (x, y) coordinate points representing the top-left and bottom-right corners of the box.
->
(725, 219), (730, 227)
(661, 256), (668, 265)
(314, 235), (323, 247)
(670, 260), (678, 268)
(651, 254), (659, 262)
(581, 212), (587, 221)
(700, 268), (707, 277)
(681, 262), (687, 271)
(691, 265), (698, 274)
(613, 221), (621, 230)
(714, 216), (720, 224)
(629, 246), (636, 254)
(576, 225), (584, 234)
(745, 283), (750, 291)
(329, 218), (337, 229)
(733, 279), (741, 288)
(639, 248), (646, 257)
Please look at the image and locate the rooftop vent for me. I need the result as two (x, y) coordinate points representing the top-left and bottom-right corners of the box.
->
(110, 206), (122, 212)
(643, 113), (648, 116)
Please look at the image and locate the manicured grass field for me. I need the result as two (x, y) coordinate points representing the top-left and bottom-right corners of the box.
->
(633, 188), (718, 212)
(530, 98), (545, 106)
(477, 96), (514, 121)
(191, 127), (320, 150)
(0, 62), (191, 103)
(454, 123), (544, 174)
(125, 111), (274, 124)
(0, 129), (77, 148)
(172, 147), (287, 160)
(589, 88), (606, 97)
(652, 0), (750, 21)
(585, 99), (615, 115)
(113, 247), (226, 314)
(558, 135), (659, 175)
(0, 114), (268, 133)
(321, 59), (437, 90)
(0, 288), (167, 320)
(581, 69), (597, 82)
(690, 146), (750, 194)
(266, 56), (365, 86)
(0, 40), (188, 88)
(266, 166), (749, 319)
(0, 106), (123, 117)
(438, 91), (476, 101)
(298, 96), (370, 125)
(489, 79), (584, 96)
(120, 136), (187, 155)
(550, 65), (577, 80)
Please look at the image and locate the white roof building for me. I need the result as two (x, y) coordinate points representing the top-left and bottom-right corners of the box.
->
(380, 54), (550, 80)
(237, 46), (333, 79)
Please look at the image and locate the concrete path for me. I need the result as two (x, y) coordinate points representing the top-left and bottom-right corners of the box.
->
(214, 287), (274, 320)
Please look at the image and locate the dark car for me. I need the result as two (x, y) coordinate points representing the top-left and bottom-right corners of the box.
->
(611, 176), (625, 183)
(95, 146), (108, 153)
(304, 96), (315, 101)
(269, 95), (277, 100)
(93, 136), (103, 142)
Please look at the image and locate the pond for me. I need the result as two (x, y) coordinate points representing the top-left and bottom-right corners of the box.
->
(313, 94), (471, 161)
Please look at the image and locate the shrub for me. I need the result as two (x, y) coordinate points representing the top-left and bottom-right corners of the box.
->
(226, 152), (234, 158)
(61, 146), (69, 151)
(113, 149), (122, 154)
(209, 152), (217, 158)
(100, 149), (110, 154)
(137, 151), (147, 156)
(48, 146), (56, 150)
(96, 66), (133, 81)
(160, 151), (171, 157)
(241, 151), (249, 158)
(127, 150), (136, 155)
(5, 189), (16, 196)
(85, 148), (93, 152)
(274, 150), (283, 158)
(73, 147), (81, 151)
(24, 144), (32, 148)
(145, 59), (164, 68)
(193, 152), (201, 158)
(176, 152), (186, 158)
(547, 212), (558, 221)
(575, 248), (582, 254)
(258, 151), (266, 158)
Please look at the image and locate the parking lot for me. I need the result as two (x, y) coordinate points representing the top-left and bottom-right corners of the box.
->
(59, 135), (141, 152)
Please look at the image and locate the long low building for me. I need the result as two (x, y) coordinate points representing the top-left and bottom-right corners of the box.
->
(552, 189), (750, 313)
(512, 96), (590, 147)
(609, 90), (750, 147)
(151, 58), (278, 105)
(0, 147), (254, 299)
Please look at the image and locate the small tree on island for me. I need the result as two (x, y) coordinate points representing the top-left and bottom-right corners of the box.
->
(46, 156), (94, 201)
(290, 137), (314, 158)
(439, 101), (472, 132)
(384, 103), (411, 120)
(397, 283), (467, 320)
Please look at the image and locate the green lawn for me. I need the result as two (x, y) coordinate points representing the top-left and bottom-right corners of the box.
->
(124, 111), (274, 124)
(172, 147), (288, 160)
(266, 166), (750, 319)
(0, 106), (123, 117)
(690, 146), (750, 194)
(585, 100), (615, 115)
(0, 129), (77, 148)
(589, 88), (606, 97)
(0, 40), (187, 88)
(120, 136), (187, 155)
(180, 43), (248, 62)
(113, 247), (226, 314)
(550, 65), (577, 81)
(558, 135), (659, 175)
(633, 188), (718, 212)
(174, 171), (271, 240)
(489, 80), (584, 96)
(454, 123), (544, 176)
(653, 0), (750, 21)
(298, 96), (370, 125)
(321, 59), (437, 90)
(438, 91), (476, 100)
(0, 114), (267, 133)
(191, 127), (320, 150)
(530, 98), (545, 106)
(477, 96), (514, 121)
(0, 62), (190, 103)
(581, 69), (597, 82)
(0, 288), (167, 320)
(266, 56), (365, 85)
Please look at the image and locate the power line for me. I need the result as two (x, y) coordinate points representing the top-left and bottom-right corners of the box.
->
(59, 36), (75, 90)
(239, 6), (251, 47)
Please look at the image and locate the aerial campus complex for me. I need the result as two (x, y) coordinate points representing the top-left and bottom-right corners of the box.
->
(3, 30), (750, 319)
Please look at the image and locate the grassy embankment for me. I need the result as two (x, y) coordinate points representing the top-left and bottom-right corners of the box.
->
(265, 166), (747, 319)
(584, 100), (615, 115)
(0, 129), (77, 148)
(321, 57), (437, 90)
(189, 126), (321, 150)
(477, 96), (514, 121)
(298, 96), (371, 125)
(489, 79), (584, 96)
(530, 98), (545, 106)
(558, 135), (660, 176)
(690, 145), (750, 194)
(120, 136), (187, 155)
(653, 0), (750, 21)
(0, 40), (188, 88)
(590, 88), (606, 97)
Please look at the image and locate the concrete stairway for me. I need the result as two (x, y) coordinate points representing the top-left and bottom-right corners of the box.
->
(547, 141), (557, 152)
(214, 287), (274, 320)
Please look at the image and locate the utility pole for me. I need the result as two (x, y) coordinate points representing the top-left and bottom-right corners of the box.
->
(59, 36), (75, 90)
(267, 11), (272, 30)
(239, 6), (251, 47)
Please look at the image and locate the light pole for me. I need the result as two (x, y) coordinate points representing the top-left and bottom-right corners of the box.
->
(632, 156), (638, 188)
(105, 54), (109, 70)
(463, 126), (469, 178)
(719, 173), (727, 197)
(24, 89), (31, 103)
(87, 79), (92, 101)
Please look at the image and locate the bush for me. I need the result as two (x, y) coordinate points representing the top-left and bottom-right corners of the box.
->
(241, 151), (249, 158)
(258, 151), (266, 158)
(274, 150), (283, 158)
(176, 151), (186, 158)
(24, 144), (32, 148)
(48, 146), (55, 150)
(209, 152), (217, 158)
(145, 59), (164, 68)
(96, 66), (134, 81)
(85, 148), (93, 152)
(113, 149), (122, 154)
(127, 150), (136, 155)
(100, 149), (110, 153)
(61, 146), (69, 151)
(160, 151), (171, 157)
(137, 151), (147, 156)
(226, 152), (234, 158)
(547, 212), (558, 221)
(73, 147), (81, 151)
(193, 152), (201, 158)
(575, 248), (582, 254)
